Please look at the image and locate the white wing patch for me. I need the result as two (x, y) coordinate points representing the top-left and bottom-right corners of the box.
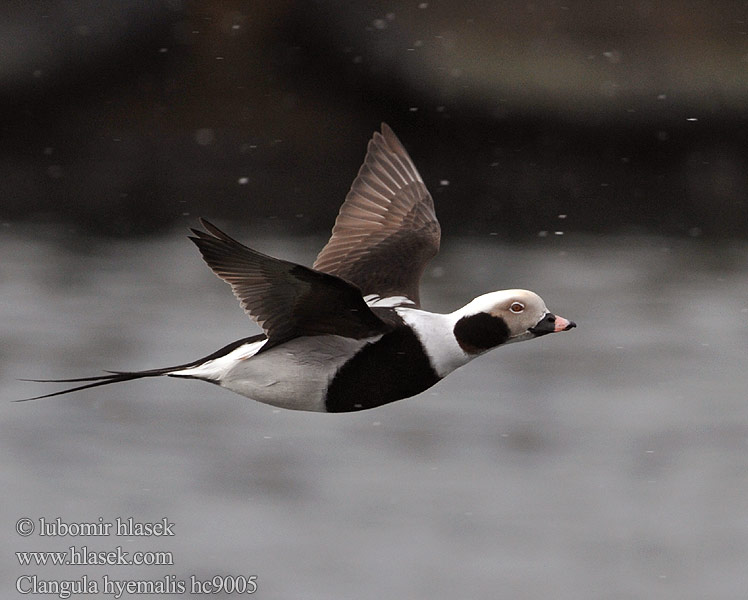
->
(364, 294), (416, 308)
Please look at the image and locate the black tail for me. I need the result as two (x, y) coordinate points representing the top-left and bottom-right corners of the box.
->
(15, 367), (177, 402)
(16, 333), (267, 402)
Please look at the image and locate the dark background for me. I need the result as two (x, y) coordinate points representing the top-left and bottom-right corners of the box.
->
(2, 0), (747, 238)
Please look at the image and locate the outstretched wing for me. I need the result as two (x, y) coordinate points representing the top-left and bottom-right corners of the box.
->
(313, 123), (440, 307)
(190, 219), (389, 346)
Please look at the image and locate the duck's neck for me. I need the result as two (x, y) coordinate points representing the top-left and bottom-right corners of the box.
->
(395, 307), (474, 378)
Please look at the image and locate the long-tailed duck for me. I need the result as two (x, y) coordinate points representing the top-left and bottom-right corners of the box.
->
(22, 124), (575, 412)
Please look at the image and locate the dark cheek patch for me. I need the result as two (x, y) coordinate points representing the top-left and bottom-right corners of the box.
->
(453, 313), (510, 354)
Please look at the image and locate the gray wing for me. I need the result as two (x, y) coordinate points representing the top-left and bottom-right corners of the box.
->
(312, 123), (441, 307)
(190, 219), (389, 347)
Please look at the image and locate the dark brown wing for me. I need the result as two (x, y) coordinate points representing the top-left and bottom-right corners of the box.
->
(312, 123), (440, 307)
(190, 219), (389, 346)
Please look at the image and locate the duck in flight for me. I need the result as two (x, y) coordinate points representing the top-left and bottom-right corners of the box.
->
(22, 124), (575, 412)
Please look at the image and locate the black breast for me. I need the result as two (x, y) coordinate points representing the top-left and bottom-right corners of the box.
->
(324, 325), (441, 413)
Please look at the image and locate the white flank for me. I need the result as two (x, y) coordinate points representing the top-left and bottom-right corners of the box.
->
(219, 335), (382, 412)
(172, 338), (267, 380)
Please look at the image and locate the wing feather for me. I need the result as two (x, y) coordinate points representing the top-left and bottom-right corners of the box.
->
(313, 124), (440, 307)
(190, 219), (389, 346)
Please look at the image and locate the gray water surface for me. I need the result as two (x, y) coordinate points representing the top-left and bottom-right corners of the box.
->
(3, 226), (748, 599)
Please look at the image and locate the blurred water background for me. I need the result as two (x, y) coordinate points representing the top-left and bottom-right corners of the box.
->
(3, 228), (748, 599)
(2, 2), (748, 599)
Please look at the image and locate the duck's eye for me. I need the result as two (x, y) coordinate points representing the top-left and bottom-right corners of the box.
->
(509, 302), (525, 314)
